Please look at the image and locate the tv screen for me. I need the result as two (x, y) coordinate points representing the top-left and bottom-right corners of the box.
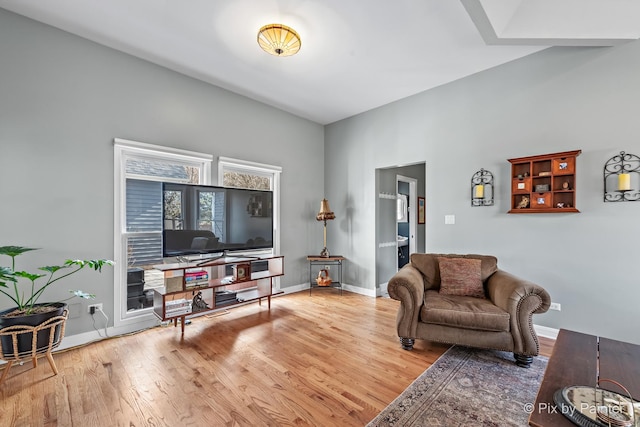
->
(162, 182), (273, 258)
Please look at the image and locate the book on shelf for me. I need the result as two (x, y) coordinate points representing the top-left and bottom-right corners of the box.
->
(185, 272), (208, 281)
(185, 270), (207, 275)
(185, 276), (208, 284)
(165, 306), (192, 317)
(165, 299), (192, 316)
(165, 298), (190, 308)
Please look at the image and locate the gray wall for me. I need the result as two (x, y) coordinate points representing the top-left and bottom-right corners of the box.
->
(0, 9), (324, 335)
(326, 43), (640, 344)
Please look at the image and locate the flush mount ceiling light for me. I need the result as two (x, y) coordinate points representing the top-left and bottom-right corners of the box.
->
(257, 24), (301, 57)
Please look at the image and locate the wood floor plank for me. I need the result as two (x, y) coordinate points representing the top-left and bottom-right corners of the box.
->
(0, 291), (554, 426)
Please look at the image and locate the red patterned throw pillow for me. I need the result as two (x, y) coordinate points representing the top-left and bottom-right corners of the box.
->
(437, 257), (485, 298)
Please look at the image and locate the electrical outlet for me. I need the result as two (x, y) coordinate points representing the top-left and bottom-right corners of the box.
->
(549, 302), (561, 311)
(88, 303), (103, 314)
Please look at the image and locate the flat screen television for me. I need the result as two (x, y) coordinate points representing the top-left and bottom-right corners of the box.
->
(162, 182), (273, 258)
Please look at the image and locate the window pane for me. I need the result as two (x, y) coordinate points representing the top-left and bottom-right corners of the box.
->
(125, 236), (163, 313)
(126, 179), (162, 232)
(198, 190), (213, 229)
(197, 190), (226, 240)
(127, 235), (163, 267)
(163, 190), (183, 230)
(223, 171), (271, 190)
(126, 159), (200, 183)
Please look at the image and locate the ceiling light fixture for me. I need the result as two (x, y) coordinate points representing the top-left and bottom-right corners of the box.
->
(257, 24), (301, 57)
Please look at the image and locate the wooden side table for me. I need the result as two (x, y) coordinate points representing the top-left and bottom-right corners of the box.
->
(307, 256), (345, 295)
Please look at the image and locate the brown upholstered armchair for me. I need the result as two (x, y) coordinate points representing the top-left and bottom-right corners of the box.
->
(387, 253), (550, 367)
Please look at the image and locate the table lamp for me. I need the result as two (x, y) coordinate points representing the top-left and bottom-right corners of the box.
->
(315, 199), (335, 257)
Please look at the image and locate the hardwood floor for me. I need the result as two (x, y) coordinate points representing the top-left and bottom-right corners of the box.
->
(0, 291), (554, 427)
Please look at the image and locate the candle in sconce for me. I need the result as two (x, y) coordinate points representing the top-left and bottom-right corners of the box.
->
(618, 173), (631, 191)
(474, 184), (484, 199)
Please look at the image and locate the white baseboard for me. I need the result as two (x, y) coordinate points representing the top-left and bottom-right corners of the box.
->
(279, 283), (310, 295)
(57, 317), (159, 351)
(378, 282), (389, 297)
(342, 283), (376, 297)
(287, 283), (377, 297)
(534, 324), (559, 340)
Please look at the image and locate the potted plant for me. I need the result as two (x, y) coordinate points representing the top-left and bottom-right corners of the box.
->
(0, 245), (113, 356)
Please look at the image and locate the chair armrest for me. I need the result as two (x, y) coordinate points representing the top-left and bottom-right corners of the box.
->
(486, 269), (551, 355)
(388, 264), (425, 338)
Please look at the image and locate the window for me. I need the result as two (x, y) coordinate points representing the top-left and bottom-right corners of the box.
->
(218, 157), (281, 263)
(114, 139), (212, 326)
(223, 170), (271, 190)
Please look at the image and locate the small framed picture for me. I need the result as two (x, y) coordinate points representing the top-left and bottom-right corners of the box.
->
(233, 263), (251, 283)
(418, 197), (425, 224)
(537, 197), (546, 205)
(517, 182), (525, 190)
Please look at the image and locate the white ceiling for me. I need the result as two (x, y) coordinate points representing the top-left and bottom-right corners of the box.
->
(2, 0), (639, 124)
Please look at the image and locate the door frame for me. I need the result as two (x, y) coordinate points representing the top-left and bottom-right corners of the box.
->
(396, 174), (417, 268)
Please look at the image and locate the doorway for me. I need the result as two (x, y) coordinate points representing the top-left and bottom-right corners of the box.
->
(375, 162), (426, 296)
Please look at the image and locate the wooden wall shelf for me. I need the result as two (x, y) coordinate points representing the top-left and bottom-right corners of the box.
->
(508, 150), (581, 214)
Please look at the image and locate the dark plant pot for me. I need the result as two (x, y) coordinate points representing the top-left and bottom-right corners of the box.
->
(0, 302), (67, 358)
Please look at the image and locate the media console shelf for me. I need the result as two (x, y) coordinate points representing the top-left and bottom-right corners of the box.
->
(152, 255), (284, 335)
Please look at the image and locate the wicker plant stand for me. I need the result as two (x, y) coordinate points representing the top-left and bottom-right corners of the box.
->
(0, 310), (68, 385)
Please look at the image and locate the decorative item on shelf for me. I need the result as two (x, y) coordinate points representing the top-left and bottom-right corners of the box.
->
(534, 184), (550, 192)
(315, 269), (333, 287)
(539, 171), (552, 177)
(316, 199), (335, 257)
(233, 263), (251, 283)
(257, 24), (301, 57)
(517, 195), (530, 209)
(470, 168), (494, 206)
(562, 181), (571, 190)
(191, 291), (210, 312)
(604, 151), (640, 202)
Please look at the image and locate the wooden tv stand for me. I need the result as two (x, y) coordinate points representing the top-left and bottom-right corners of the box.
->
(152, 255), (284, 335)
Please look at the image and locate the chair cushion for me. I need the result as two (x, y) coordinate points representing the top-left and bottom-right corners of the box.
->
(410, 253), (498, 290)
(437, 257), (485, 298)
(421, 290), (510, 332)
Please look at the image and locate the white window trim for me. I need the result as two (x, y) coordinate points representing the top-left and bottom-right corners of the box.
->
(218, 157), (282, 289)
(113, 138), (212, 329)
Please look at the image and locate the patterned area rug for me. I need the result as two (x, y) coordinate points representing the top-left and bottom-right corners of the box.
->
(367, 346), (548, 427)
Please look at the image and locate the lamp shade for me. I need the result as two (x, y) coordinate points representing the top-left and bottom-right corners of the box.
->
(316, 199), (335, 221)
(257, 24), (301, 57)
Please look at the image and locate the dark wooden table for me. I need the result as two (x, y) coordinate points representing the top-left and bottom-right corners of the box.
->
(529, 329), (640, 426)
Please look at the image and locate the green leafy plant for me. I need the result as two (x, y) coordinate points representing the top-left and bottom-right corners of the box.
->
(0, 245), (113, 317)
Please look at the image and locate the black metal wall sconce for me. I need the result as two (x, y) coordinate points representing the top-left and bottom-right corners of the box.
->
(471, 168), (494, 206)
(603, 151), (640, 202)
